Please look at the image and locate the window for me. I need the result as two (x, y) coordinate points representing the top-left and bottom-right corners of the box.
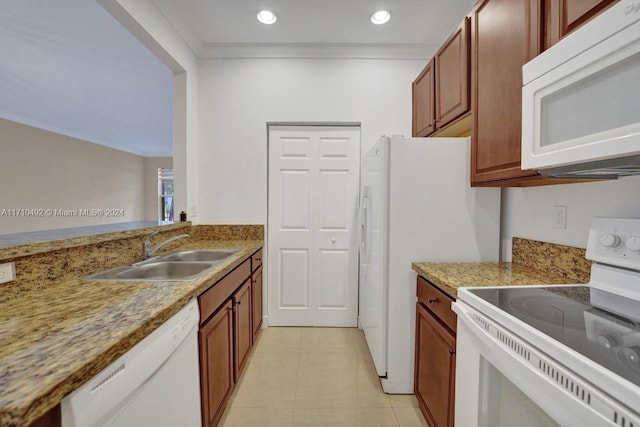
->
(158, 168), (174, 222)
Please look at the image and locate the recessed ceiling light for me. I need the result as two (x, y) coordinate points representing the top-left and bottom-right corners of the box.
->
(370, 10), (391, 25)
(257, 9), (277, 25)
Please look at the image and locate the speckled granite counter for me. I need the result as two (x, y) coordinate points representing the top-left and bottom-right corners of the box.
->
(412, 262), (583, 299)
(412, 238), (591, 300)
(0, 239), (262, 427)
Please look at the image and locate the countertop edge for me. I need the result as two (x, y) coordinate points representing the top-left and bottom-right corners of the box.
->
(412, 262), (577, 300)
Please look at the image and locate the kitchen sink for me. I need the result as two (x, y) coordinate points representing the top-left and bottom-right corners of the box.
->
(85, 261), (218, 282)
(84, 248), (241, 282)
(155, 249), (239, 262)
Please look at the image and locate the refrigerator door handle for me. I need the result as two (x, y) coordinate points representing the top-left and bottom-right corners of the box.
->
(360, 186), (370, 261)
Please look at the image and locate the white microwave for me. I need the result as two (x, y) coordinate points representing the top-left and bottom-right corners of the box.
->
(522, 0), (640, 179)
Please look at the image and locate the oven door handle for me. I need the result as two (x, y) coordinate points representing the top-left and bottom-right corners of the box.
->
(452, 300), (638, 427)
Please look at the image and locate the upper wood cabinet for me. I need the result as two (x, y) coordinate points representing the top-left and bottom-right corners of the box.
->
(435, 17), (470, 130)
(412, 59), (436, 137)
(412, 18), (471, 137)
(544, 0), (618, 49)
(470, 0), (543, 186)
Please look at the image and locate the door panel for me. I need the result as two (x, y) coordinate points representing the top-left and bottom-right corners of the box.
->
(269, 126), (360, 326)
(318, 170), (349, 229)
(280, 170), (310, 229)
(279, 249), (309, 308)
(319, 249), (348, 307)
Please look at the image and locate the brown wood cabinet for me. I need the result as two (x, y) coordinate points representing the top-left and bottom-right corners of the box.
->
(412, 59), (436, 137)
(470, 0), (543, 186)
(435, 17), (470, 130)
(233, 279), (253, 381)
(413, 18), (471, 137)
(29, 405), (61, 427)
(198, 249), (263, 427)
(252, 265), (263, 341)
(199, 300), (235, 427)
(544, 0), (618, 49)
(415, 276), (456, 427)
(251, 248), (263, 341)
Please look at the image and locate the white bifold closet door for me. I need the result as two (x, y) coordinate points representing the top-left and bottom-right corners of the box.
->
(268, 125), (360, 326)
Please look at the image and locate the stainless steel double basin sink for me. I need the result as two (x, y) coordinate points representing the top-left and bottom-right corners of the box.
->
(84, 249), (239, 282)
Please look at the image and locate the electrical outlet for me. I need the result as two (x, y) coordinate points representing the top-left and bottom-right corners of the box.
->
(0, 262), (16, 284)
(190, 204), (198, 218)
(553, 205), (567, 229)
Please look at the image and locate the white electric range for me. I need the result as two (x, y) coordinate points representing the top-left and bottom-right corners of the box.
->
(453, 218), (640, 427)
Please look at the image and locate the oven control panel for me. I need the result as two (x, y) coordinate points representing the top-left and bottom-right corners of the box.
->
(587, 218), (640, 271)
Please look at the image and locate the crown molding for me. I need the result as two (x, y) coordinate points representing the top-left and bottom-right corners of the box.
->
(198, 43), (437, 60)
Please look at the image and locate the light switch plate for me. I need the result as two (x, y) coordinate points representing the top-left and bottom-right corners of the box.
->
(553, 205), (567, 229)
(0, 262), (16, 284)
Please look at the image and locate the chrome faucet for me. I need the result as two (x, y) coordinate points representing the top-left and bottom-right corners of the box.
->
(144, 231), (190, 259)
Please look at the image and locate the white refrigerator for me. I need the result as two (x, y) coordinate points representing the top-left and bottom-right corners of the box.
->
(359, 136), (500, 393)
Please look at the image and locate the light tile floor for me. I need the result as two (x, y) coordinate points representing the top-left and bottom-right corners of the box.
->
(219, 327), (429, 427)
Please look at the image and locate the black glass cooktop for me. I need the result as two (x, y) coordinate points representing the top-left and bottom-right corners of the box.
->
(468, 285), (640, 387)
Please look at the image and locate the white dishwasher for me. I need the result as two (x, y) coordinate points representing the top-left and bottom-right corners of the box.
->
(62, 299), (201, 427)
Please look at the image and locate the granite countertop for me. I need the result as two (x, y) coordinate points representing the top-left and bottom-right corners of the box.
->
(412, 262), (578, 299)
(0, 239), (263, 427)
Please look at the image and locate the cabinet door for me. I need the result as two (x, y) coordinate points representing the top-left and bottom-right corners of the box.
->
(199, 300), (234, 427)
(415, 303), (456, 427)
(435, 17), (470, 129)
(544, 0), (617, 49)
(412, 59), (436, 137)
(233, 279), (253, 381)
(471, 0), (543, 185)
(29, 405), (61, 427)
(252, 266), (263, 340)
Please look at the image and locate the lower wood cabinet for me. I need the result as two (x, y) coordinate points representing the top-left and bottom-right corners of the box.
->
(29, 404), (61, 427)
(233, 279), (253, 382)
(415, 277), (457, 427)
(198, 248), (263, 427)
(252, 265), (263, 341)
(199, 300), (235, 427)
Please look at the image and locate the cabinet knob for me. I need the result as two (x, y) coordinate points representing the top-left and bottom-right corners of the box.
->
(449, 349), (456, 356)
(428, 298), (438, 304)
(255, 258), (262, 262)
(236, 300), (242, 305)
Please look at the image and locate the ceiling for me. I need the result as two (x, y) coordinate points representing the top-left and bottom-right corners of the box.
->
(151, 0), (476, 57)
(0, 0), (474, 157)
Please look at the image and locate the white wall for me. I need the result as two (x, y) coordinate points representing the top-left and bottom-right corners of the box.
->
(197, 58), (427, 224)
(501, 176), (640, 260)
(143, 157), (173, 221)
(0, 118), (145, 234)
(99, 0), (199, 223)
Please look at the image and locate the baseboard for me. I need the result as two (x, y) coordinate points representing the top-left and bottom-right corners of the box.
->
(381, 378), (414, 394)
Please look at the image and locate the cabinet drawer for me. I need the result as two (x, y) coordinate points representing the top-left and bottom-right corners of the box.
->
(251, 248), (263, 272)
(199, 259), (251, 325)
(417, 276), (456, 333)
